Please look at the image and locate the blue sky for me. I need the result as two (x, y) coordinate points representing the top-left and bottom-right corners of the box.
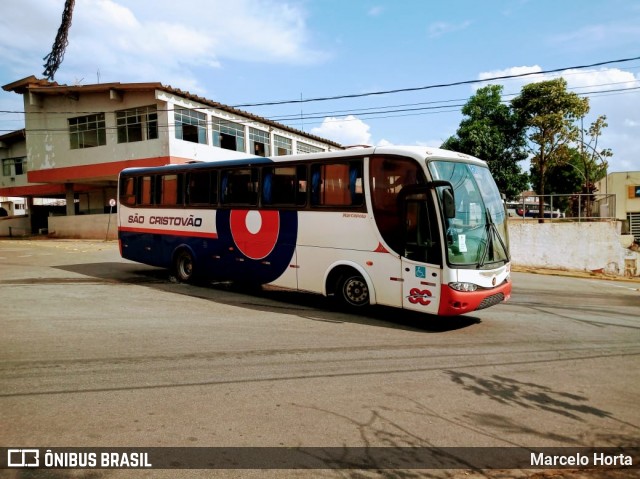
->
(1, 0), (639, 172)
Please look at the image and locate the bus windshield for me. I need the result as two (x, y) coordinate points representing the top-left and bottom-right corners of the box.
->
(428, 160), (509, 268)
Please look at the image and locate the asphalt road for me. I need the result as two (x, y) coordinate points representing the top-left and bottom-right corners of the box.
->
(0, 239), (638, 479)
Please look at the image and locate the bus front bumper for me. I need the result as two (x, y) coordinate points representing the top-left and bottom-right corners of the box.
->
(437, 280), (512, 316)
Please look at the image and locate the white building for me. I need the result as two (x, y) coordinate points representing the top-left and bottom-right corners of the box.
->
(596, 171), (640, 242)
(1, 76), (342, 237)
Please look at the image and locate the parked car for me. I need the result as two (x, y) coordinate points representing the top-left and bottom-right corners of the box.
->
(506, 202), (563, 218)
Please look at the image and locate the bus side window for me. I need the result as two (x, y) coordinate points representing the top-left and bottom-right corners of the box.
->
(263, 166), (306, 207)
(161, 174), (183, 206)
(210, 171), (218, 205)
(221, 168), (258, 205)
(310, 161), (363, 207)
(296, 165), (307, 206)
(262, 168), (273, 205)
(311, 168), (321, 206)
(139, 176), (157, 206)
(349, 162), (363, 206)
(370, 156), (426, 255)
(187, 171), (211, 205)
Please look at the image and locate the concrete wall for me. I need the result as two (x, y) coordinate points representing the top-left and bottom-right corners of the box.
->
(0, 216), (31, 237)
(509, 220), (632, 275)
(48, 214), (118, 240)
(6, 212), (638, 277)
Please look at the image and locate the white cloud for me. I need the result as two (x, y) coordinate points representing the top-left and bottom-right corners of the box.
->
(368, 6), (384, 16)
(311, 116), (372, 146)
(548, 22), (640, 51)
(0, 0), (327, 91)
(476, 65), (544, 92)
(428, 21), (472, 38)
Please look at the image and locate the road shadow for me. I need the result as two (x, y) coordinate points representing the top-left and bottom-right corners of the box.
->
(53, 261), (482, 334)
(445, 371), (614, 421)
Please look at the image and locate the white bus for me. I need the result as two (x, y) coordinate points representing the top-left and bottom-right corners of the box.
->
(117, 146), (511, 316)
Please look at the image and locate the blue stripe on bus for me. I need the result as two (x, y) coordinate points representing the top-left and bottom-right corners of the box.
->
(119, 209), (298, 284)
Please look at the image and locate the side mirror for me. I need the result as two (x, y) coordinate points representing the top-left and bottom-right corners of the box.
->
(442, 187), (456, 219)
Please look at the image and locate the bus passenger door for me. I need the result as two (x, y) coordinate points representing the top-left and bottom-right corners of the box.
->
(401, 195), (442, 314)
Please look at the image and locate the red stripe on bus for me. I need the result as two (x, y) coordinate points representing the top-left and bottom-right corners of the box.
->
(118, 226), (218, 239)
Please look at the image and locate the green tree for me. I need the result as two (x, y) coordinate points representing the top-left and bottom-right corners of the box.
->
(441, 84), (529, 199)
(577, 114), (611, 189)
(530, 148), (589, 215)
(511, 78), (590, 220)
(531, 118), (611, 218)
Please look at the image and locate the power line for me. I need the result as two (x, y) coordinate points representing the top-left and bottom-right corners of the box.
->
(4, 85), (639, 135)
(1, 75), (639, 134)
(232, 55), (640, 107)
(1, 81), (638, 120)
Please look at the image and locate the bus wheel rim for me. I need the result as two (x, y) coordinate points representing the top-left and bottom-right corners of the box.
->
(343, 276), (369, 306)
(178, 252), (193, 280)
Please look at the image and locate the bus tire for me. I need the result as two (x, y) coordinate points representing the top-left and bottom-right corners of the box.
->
(337, 273), (370, 308)
(173, 248), (196, 283)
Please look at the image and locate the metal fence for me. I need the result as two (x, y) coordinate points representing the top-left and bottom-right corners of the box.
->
(506, 193), (616, 222)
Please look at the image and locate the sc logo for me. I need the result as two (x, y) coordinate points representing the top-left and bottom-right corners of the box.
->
(407, 288), (432, 306)
(7, 449), (40, 467)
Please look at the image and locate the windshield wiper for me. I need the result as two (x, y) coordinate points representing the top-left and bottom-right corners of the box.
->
(478, 210), (510, 268)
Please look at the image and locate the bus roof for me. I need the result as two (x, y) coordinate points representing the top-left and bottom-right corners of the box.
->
(119, 145), (488, 176)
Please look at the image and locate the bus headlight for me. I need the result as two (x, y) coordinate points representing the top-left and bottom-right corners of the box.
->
(448, 282), (478, 292)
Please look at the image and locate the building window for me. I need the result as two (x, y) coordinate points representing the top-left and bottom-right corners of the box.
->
(69, 113), (106, 149)
(212, 118), (245, 152)
(273, 135), (292, 156)
(249, 128), (270, 157)
(297, 142), (324, 154)
(2, 157), (26, 176)
(116, 105), (158, 143)
(175, 108), (207, 144)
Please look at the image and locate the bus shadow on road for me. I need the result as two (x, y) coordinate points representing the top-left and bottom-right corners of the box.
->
(55, 262), (482, 333)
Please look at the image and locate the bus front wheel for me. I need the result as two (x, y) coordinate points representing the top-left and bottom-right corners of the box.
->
(337, 273), (370, 308)
(174, 249), (196, 283)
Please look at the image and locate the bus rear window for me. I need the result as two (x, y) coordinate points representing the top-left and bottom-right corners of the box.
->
(120, 177), (136, 206)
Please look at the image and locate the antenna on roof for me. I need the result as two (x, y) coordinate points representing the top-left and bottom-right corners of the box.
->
(42, 0), (76, 81)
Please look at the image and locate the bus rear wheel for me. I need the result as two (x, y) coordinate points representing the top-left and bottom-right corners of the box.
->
(174, 249), (196, 283)
(338, 273), (370, 308)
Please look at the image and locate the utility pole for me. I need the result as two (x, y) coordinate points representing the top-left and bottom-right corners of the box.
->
(43, 0), (76, 80)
